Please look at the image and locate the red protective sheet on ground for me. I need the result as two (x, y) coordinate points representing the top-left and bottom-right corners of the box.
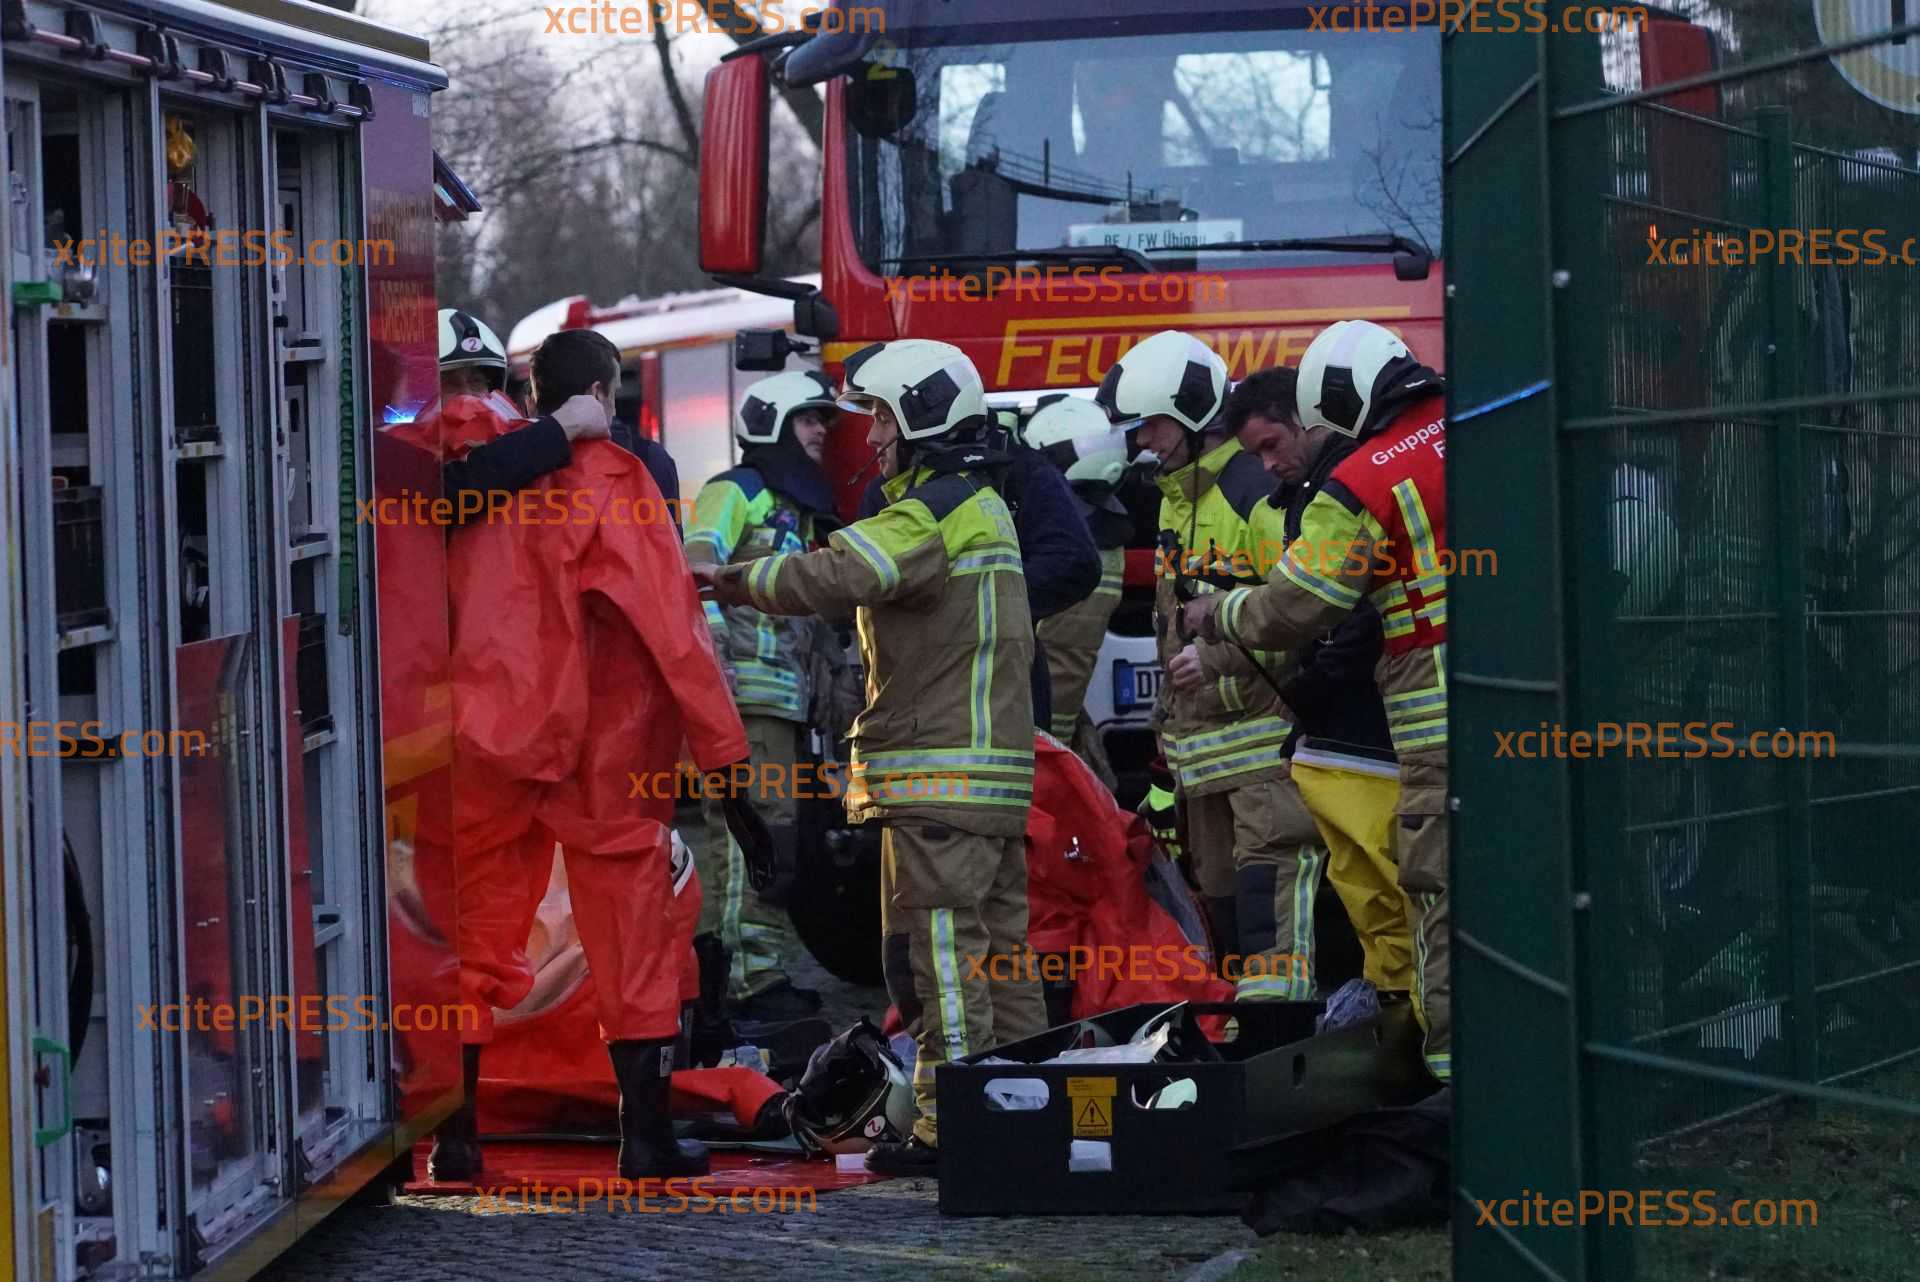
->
(470, 734), (1227, 1137)
(470, 855), (778, 1135)
(1026, 734), (1234, 1020)
(404, 1140), (884, 1201)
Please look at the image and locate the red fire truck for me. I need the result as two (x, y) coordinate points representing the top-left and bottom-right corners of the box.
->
(1, 2), (466, 1277)
(696, 0), (1445, 797)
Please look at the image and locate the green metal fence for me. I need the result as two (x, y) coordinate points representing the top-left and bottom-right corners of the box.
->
(1448, 11), (1920, 1281)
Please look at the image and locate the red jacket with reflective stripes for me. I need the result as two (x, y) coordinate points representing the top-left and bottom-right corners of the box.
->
(1326, 392), (1448, 658)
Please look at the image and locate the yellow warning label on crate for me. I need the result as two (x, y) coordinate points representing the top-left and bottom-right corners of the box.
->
(1066, 1076), (1116, 1137)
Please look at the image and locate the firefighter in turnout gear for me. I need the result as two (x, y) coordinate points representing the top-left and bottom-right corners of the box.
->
(683, 371), (841, 1035)
(1218, 366), (1418, 1002)
(1100, 330), (1327, 1001)
(1024, 395), (1129, 783)
(696, 340), (1046, 1176)
(1184, 319), (1451, 1082)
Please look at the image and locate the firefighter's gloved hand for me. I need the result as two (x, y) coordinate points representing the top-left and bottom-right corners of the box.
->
(1181, 594), (1221, 643)
(718, 769), (787, 904)
(694, 564), (753, 608)
(1142, 755), (1183, 861)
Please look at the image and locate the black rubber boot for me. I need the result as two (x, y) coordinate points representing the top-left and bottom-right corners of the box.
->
(426, 1043), (485, 1182)
(610, 1038), (710, 1179)
(864, 1134), (940, 1177)
(750, 1092), (792, 1141)
(1205, 895), (1240, 979)
(690, 932), (735, 1068)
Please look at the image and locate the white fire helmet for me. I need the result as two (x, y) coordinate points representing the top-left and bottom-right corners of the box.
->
(735, 369), (839, 447)
(836, 339), (988, 442)
(1093, 329), (1228, 434)
(437, 308), (508, 390)
(1295, 319), (1421, 438)
(1025, 395), (1127, 489)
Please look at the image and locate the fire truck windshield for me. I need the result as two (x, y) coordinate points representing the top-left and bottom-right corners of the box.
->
(842, 24), (1440, 277)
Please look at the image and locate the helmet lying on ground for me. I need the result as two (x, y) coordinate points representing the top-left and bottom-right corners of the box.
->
(783, 1017), (917, 1155)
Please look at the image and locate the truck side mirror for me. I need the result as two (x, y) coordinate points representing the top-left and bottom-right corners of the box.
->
(736, 328), (812, 372)
(699, 53), (770, 276)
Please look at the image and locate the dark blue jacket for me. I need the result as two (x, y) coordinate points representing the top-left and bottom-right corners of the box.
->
(444, 417), (682, 527)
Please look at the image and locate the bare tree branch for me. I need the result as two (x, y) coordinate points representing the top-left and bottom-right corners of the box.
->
(694, 0), (823, 147)
(649, 1), (704, 160)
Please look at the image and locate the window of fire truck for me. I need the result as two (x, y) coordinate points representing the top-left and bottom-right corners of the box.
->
(844, 26), (1439, 275)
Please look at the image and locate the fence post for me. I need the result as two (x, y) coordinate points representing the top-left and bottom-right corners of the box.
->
(1758, 106), (1817, 1097)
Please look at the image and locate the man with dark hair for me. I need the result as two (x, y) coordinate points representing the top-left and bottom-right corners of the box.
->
(439, 320), (681, 518)
(1194, 366), (1419, 1008)
(530, 328), (620, 413)
(1184, 321), (1452, 1082)
(534, 330), (684, 511)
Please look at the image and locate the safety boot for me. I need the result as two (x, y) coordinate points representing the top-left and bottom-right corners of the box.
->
(609, 1038), (710, 1179)
(864, 1134), (940, 1177)
(689, 932), (735, 1067)
(426, 1043), (485, 1182)
(1204, 895), (1239, 979)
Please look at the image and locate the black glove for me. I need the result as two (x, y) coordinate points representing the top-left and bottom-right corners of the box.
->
(718, 770), (782, 901)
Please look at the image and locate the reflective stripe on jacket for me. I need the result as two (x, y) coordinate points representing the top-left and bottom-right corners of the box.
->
(1153, 437), (1294, 797)
(684, 468), (820, 722)
(730, 463), (1035, 836)
(1214, 393), (1449, 758)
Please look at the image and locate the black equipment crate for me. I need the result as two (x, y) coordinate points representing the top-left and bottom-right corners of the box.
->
(936, 1000), (1431, 1215)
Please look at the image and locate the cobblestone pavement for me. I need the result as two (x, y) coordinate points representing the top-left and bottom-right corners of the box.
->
(265, 941), (1276, 1280)
(265, 1178), (1266, 1282)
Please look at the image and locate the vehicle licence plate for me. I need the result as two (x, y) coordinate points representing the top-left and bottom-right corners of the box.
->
(1113, 661), (1161, 711)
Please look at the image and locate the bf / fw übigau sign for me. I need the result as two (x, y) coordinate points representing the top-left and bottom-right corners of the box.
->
(1817, 0), (1920, 113)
